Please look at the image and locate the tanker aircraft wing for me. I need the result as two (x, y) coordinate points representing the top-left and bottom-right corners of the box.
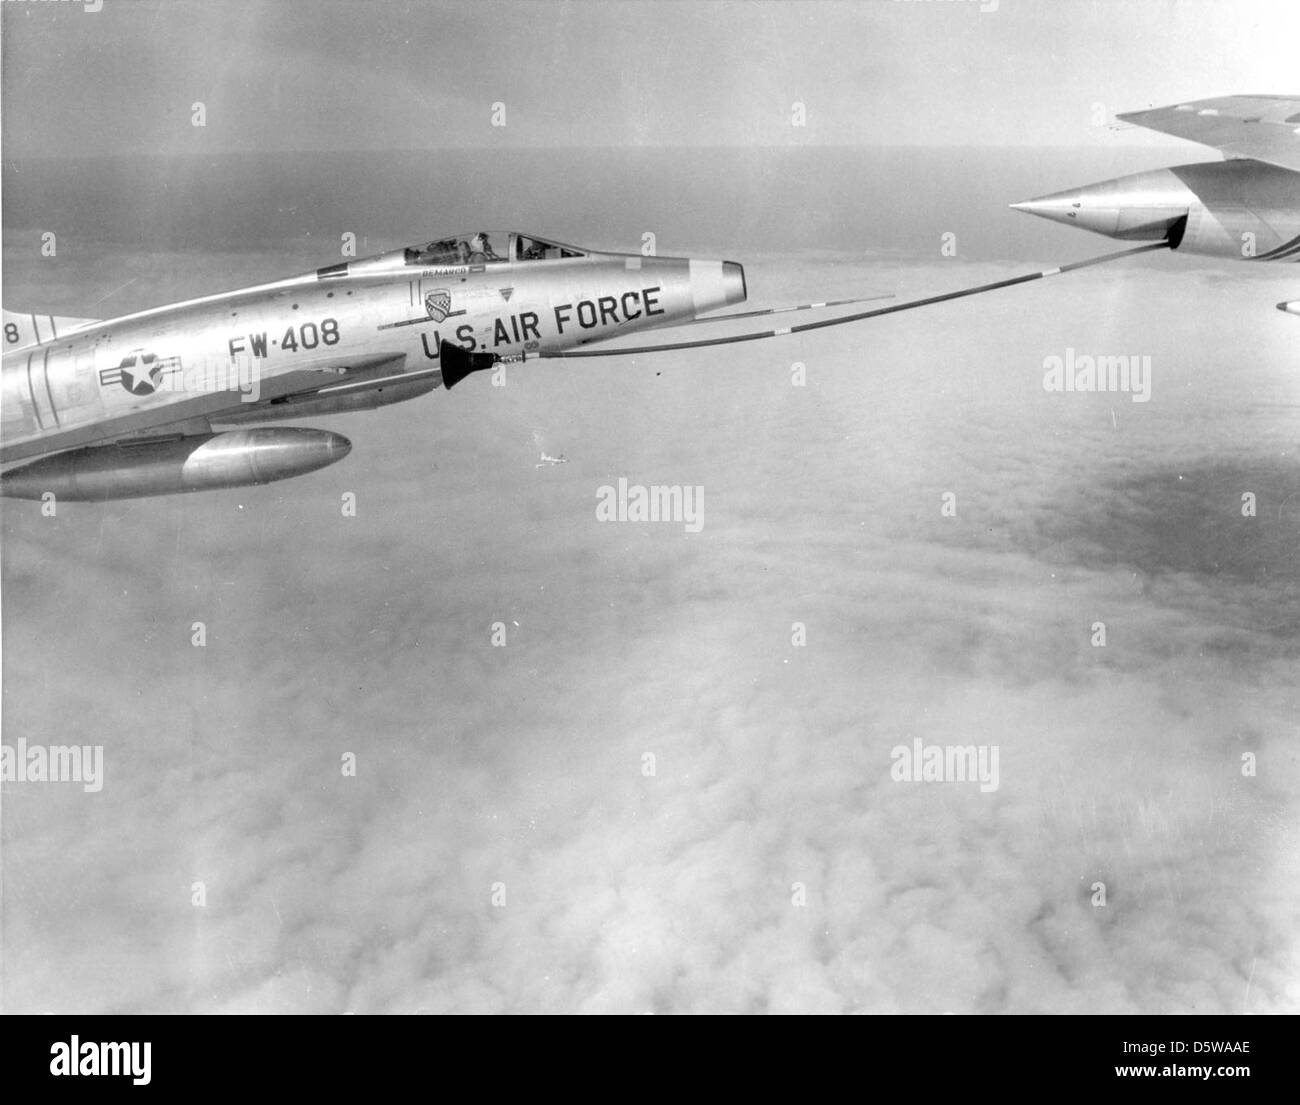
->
(1116, 95), (1300, 172)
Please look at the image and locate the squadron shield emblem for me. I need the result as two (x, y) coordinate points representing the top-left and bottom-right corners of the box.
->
(424, 289), (452, 323)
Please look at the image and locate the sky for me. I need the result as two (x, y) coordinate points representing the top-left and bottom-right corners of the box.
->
(1, 0), (1298, 154)
(1, 0), (1298, 1015)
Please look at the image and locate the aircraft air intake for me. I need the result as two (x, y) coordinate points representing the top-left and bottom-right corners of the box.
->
(689, 259), (748, 316)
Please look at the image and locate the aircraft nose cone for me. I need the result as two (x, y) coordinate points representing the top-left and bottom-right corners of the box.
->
(326, 432), (353, 461)
(1278, 301), (1300, 316)
(1009, 191), (1084, 224)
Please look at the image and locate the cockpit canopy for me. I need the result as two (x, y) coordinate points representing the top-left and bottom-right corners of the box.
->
(406, 232), (588, 267)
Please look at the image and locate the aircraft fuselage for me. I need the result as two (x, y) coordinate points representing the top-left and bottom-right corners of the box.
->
(1, 241), (745, 467)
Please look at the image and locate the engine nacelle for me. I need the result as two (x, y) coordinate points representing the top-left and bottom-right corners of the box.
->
(0, 427), (350, 501)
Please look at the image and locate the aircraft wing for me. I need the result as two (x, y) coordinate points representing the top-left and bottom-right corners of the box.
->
(0, 350), (409, 464)
(1116, 95), (1300, 173)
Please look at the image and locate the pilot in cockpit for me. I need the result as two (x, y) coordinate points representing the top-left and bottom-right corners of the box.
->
(417, 238), (465, 265)
(468, 232), (500, 263)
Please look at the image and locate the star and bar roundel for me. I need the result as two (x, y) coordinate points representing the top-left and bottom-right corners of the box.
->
(98, 350), (182, 395)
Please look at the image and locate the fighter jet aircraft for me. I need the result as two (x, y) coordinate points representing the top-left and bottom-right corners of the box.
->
(0, 228), (1162, 501)
(1011, 95), (1300, 304)
(0, 232), (751, 499)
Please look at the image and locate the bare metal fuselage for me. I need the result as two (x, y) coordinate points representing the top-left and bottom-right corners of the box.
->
(0, 241), (745, 497)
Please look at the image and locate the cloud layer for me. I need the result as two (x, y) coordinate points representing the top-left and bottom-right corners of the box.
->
(3, 253), (1297, 1013)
